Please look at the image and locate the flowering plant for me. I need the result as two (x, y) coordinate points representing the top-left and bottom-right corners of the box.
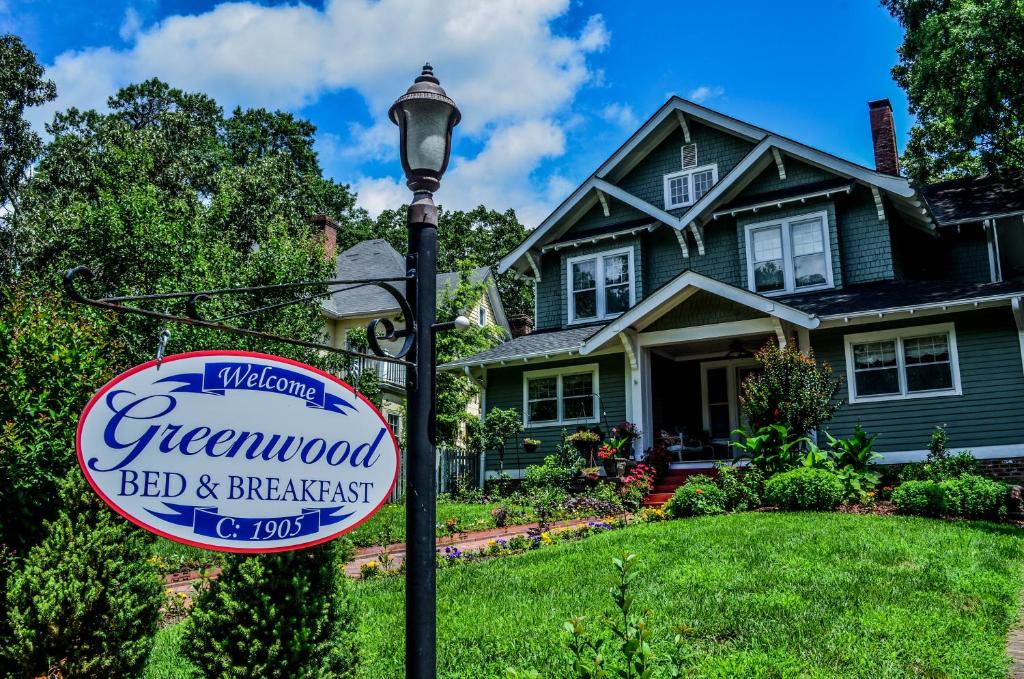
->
(607, 421), (641, 455)
(523, 438), (542, 446)
(566, 430), (600, 444)
(596, 443), (617, 460)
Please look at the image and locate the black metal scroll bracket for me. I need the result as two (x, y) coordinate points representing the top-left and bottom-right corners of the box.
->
(62, 266), (417, 368)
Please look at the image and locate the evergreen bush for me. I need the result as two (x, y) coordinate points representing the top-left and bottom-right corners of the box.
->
(6, 469), (163, 677)
(716, 465), (764, 511)
(939, 474), (1007, 520)
(184, 542), (358, 678)
(764, 468), (845, 511)
(892, 480), (946, 517)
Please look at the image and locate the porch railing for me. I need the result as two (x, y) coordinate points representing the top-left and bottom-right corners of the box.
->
(352, 355), (406, 389)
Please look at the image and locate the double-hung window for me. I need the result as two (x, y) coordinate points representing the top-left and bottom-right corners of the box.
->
(567, 247), (634, 324)
(663, 164), (718, 209)
(745, 211), (833, 294)
(844, 323), (962, 403)
(523, 364), (599, 426)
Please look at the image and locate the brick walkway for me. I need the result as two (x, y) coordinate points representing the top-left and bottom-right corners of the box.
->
(1009, 600), (1024, 678)
(164, 516), (597, 596)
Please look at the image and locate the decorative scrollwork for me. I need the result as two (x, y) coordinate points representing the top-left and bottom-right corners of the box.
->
(61, 266), (416, 368)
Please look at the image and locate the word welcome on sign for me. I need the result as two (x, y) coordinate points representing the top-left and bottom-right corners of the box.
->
(77, 351), (400, 553)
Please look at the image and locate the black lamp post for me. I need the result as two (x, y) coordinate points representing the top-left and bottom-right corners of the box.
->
(390, 63), (460, 679)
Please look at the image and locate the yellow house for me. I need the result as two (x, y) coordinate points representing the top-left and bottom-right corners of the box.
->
(321, 238), (510, 441)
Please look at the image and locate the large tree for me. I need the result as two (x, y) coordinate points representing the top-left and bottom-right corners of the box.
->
(0, 33), (56, 280)
(883, 0), (1024, 184)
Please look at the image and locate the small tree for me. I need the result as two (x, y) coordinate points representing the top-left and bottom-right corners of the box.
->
(6, 469), (163, 677)
(481, 407), (524, 473)
(739, 342), (840, 437)
(184, 542), (358, 678)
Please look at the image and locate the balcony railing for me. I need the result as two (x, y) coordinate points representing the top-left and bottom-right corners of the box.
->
(351, 355), (407, 389)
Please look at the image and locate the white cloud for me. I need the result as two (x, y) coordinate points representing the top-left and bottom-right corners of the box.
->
(688, 85), (725, 104)
(34, 0), (608, 227)
(119, 7), (143, 41)
(352, 176), (408, 216)
(599, 102), (637, 129)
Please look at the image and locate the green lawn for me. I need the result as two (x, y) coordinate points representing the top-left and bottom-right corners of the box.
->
(147, 512), (1024, 678)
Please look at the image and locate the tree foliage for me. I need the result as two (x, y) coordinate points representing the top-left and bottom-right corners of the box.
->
(0, 33), (57, 280)
(184, 543), (358, 678)
(883, 0), (1024, 183)
(6, 469), (163, 678)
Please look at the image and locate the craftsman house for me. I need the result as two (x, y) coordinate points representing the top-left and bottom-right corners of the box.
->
(319, 235), (510, 438)
(444, 97), (1024, 477)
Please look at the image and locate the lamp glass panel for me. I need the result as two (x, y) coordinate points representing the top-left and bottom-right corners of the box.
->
(401, 99), (453, 172)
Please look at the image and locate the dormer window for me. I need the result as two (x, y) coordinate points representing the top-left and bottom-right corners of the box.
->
(744, 210), (834, 295)
(663, 164), (718, 210)
(567, 246), (635, 324)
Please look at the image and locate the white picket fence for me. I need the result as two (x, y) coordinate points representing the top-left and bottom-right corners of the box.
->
(385, 447), (484, 503)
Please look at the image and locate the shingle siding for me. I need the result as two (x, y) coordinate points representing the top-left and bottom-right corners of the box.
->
(813, 308), (1024, 454)
(837, 186), (894, 284)
(483, 353), (628, 471)
(643, 221), (744, 292)
(646, 290), (764, 331)
(738, 158), (835, 197)
(564, 195), (648, 236)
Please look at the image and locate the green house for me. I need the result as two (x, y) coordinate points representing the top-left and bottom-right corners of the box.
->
(444, 96), (1024, 477)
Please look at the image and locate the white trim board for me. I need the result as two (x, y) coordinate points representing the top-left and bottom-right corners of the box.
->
(877, 443), (1024, 465)
(743, 209), (835, 296)
(566, 246), (636, 325)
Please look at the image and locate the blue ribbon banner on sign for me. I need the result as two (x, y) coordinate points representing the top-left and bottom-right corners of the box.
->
(155, 361), (356, 415)
(148, 503), (356, 542)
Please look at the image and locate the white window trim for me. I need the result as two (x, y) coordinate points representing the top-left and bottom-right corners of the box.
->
(744, 210), (834, 296)
(843, 322), (962, 404)
(522, 363), (600, 428)
(700, 358), (759, 444)
(663, 163), (719, 210)
(566, 246), (636, 325)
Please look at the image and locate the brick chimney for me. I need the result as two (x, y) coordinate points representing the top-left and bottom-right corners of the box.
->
(868, 99), (900, 176)
(508, 314), (534, 338)
(309, 215), (339, 259)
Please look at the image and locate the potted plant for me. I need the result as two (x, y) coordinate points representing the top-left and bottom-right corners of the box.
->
(565, 430), (601, 464)
(581, 466), (602, 481)
(597, 443), (618, 477)
(523, 438), (541, 454)
(608, 422), (641, 459)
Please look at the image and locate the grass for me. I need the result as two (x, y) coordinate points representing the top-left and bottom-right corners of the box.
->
(146, 512), (1024, 678)
(150, 500), (537, 568)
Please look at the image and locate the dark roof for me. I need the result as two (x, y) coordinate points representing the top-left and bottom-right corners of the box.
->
(922, 173), (1024, 225)
(326, 240), (491, 318)
(777, 279), (1024, 317)
(717, 178), (853, 213)
(442, 324), (602, 368)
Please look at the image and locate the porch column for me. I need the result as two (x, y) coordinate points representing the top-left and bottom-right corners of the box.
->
(621, 330), (647, 459)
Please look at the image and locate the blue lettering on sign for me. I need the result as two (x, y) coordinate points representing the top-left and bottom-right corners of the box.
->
(147, 503), (355, 542)
(155, 362), (357, 414)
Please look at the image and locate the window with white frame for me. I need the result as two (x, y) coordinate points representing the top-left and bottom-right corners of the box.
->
(844, 323), (961, 403)
(523, 364), (599, 426)
(386, 412), (402, 439)
(567, 247), (634, 323)
(663, 164), (718, 210)
(745, 211), (833, 294)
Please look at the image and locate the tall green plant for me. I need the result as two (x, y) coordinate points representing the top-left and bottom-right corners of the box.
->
(481, 407), (524, 473)
(6, 469), (163, 677)
(739, 343), (841, 437)
(184, 542), (358, 678)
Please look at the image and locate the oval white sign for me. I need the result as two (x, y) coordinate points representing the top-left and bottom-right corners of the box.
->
(77, 350), (400, 553)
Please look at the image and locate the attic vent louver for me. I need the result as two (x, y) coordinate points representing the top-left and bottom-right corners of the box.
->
(681, 143), (697, 169)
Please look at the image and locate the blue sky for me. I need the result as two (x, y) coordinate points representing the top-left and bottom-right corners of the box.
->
(2, 0), (910, 226)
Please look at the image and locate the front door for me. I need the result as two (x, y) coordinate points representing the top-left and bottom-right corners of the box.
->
(701, 359), (759, 446)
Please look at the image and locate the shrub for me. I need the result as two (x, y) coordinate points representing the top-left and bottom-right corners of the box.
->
(940, 474), (1007, 520)
(739, 342), (841, 436)
(732, 423), (807, 476)
(892, 480), (946, 516)
(899, 426), (981, 482)
(6, 469), (163, 677)
(716, 464), (763, 511)
(523, 454), (577, 492)
(764, 468), (845, 511)
(184, 541), (358, 678)
(664, 476), (727, 518)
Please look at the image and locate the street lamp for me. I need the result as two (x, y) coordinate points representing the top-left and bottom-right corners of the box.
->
(391, 63), (460, 679)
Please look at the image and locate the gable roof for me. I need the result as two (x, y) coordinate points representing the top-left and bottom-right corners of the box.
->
(922, 173), (1024, 225)
(324, 240), (510, 332)
(499, 97), (932, 276)
(580, 270), (819, 356)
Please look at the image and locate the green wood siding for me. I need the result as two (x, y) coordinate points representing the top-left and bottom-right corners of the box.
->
(738, 158), (835, 196)
(837, 186), (894, 284)
(483, 353), (628, 471)
(813, 308), (1024, 453)
(646, 290), (764, 331)
(564, 195), (648, 237)
(643, 220), (744, 292)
